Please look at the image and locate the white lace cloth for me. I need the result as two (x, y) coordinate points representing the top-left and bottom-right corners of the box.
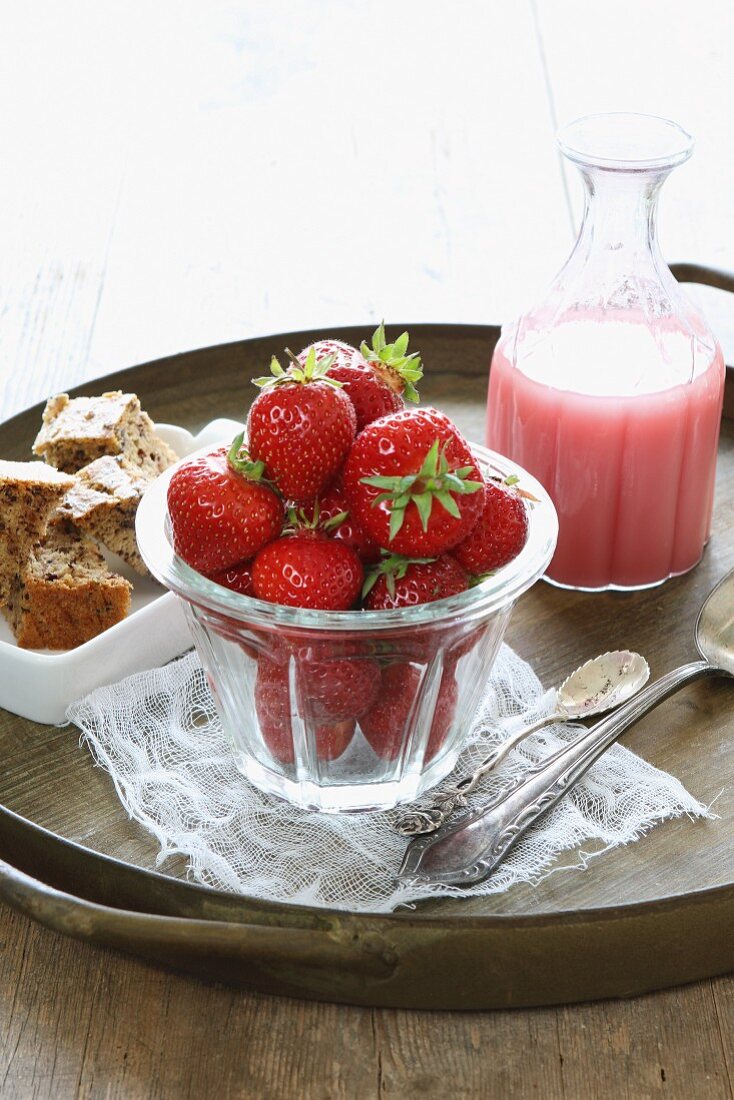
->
(67, 645), (711, 913)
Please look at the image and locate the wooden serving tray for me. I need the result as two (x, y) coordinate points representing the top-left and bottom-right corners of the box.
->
(1, 310), (733, 1010)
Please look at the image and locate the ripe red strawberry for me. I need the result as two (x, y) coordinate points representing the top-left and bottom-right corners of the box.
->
(255, 657), (355, 762)
(314, 720), (356, 761)
(360, 662), (458, 762)
(300, 325), (422, 431)
(452, 477), (529, 575)
(167, 436), (284, 575)
(363, 554), (468, 610)
(343, 407), (485, 556)
(303, 654), (381, 720)
(425, 671), (458, 762)
(260, 713), (354, 764)
(209, 560), (254, 596)
(255, 658), (307, 763)
(258, 716), (295, 764)
(303, 480), (381, 564)
(252, 531), (363, 610)
(255, 656), (292, 757)
(269, 631), (384, 666)
(247, 348), (356, 502)
(445, 623), (488, 666)
(359, 663), (420, 760)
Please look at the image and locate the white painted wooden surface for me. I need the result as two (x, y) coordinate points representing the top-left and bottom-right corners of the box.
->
(1, 0), (733, 422)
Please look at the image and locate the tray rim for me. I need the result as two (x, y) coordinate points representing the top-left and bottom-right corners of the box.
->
(2, 307), (733, 1006)
(4, 799), (734, 930)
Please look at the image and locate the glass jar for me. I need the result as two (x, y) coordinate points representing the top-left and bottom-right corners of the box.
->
(136, 444), (557, 814)
(486, 112), (725, 591)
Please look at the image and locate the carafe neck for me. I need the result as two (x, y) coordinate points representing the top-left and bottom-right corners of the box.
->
(545, 113), (698, 319)
(509, 113), (718, 390)
(576, 165), (666, 264)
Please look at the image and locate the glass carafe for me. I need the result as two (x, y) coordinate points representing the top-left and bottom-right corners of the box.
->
(486, 112), (725, 591)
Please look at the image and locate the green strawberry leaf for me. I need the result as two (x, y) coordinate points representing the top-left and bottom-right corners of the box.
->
(322, 510), (348, 532)
(418, 440), (441, 480)
(361, 474), (417, 492)
(413, 492), (433, 532)
(361, 570), (381, 598)
(393, 331), (409, 357)
(227, 432), (266, 481)
(371, 322), (387, 354)
(435, 490), (461, 519)
(389, 503), (407, 541)
(403, 380), (420, 404)
(452, 478), (484, 495)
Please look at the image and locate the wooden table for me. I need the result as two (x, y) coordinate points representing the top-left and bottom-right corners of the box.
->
(2, 3), (734, 1096)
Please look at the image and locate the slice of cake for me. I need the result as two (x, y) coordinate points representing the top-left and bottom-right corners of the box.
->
(33, 390), (178, 476)
(0, 460), (76, 606)
(4, 520), (132, 649)
(58, 454), (152, 574)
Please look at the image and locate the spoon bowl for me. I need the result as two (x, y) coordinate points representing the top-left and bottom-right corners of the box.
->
(696, 570), (734, 672)
(558, 651), (650, 719)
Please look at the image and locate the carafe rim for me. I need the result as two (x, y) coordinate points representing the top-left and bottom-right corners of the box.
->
(557, 111), (694, 173)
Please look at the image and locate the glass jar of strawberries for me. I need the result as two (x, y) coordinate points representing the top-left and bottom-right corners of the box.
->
(137, 328), (557, 812)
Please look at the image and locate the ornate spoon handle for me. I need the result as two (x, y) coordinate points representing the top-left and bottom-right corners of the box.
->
(394, 707), (564, 837)
(398, 660), (715, 886)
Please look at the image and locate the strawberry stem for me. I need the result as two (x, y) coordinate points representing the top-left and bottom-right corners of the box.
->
(227, 432), (267, 481)
(362, 552), (435, 598)
(360, 439), (483, 539)
(284, 498), (349, 535)
(253, 347), (343, 390)
(360, 322), (423, 403)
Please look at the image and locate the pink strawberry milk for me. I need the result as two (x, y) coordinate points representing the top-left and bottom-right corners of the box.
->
(487, 113), (725, 590)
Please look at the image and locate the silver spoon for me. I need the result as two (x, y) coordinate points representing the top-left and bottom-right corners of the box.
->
(394, 650), (650, 837)
(398, 568), (734, 888)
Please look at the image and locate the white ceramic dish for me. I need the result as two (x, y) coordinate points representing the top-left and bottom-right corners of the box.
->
(0, 418), (244, 724)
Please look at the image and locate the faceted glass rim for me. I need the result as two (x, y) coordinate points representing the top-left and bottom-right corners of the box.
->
(557, 112), (694, 171)
(136, 442), (559, 633)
